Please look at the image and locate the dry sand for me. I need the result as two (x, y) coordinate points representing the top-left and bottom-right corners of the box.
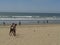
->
(0, 24), (60, 45)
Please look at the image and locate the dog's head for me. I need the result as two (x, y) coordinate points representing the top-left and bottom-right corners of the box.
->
(15, 24), (17, 26)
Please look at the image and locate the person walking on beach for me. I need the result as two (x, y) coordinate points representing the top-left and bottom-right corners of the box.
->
(19, 21), (21, 25)
(9, 23), (17, 36)
(13, 24), (17, 36)
(3, 22), (5, 25)
(47, 20), (48, 23)
(37, 20), (39, 24)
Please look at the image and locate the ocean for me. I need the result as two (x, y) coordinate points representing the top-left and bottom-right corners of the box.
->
(0, 12), (60, 24)
(0, 12), (60, 17)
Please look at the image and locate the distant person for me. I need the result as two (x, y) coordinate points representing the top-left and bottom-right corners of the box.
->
(3, 22), (5, 25)
(47, 20), (48, 23)
(19, 21), (21, 25)
(37, 21), (39, 24)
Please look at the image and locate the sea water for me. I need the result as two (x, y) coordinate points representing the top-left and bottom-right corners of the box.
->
(0, 12), (60, 24)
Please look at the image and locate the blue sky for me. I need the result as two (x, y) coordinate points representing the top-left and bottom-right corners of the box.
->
(0, 0), (60, 13)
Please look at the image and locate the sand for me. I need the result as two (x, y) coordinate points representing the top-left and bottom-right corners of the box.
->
(0, 24), (60, 45)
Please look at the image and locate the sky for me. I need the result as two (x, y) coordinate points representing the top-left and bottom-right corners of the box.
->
(0, 0), (60, 13)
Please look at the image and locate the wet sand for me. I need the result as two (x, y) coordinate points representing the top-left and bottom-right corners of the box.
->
(0, 24), (60, 45)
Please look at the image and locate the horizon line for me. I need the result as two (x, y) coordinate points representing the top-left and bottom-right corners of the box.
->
(0, 12), (60, 13)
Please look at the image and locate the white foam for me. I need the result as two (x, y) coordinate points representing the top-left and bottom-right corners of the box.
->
(12, 16), (32, 18)
(0, 17), (60, 20)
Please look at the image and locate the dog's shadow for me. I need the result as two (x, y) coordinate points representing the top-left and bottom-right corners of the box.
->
(15, 33), (24, 39)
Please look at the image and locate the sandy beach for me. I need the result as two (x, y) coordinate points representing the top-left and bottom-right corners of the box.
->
(0, 24), (60, 45)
